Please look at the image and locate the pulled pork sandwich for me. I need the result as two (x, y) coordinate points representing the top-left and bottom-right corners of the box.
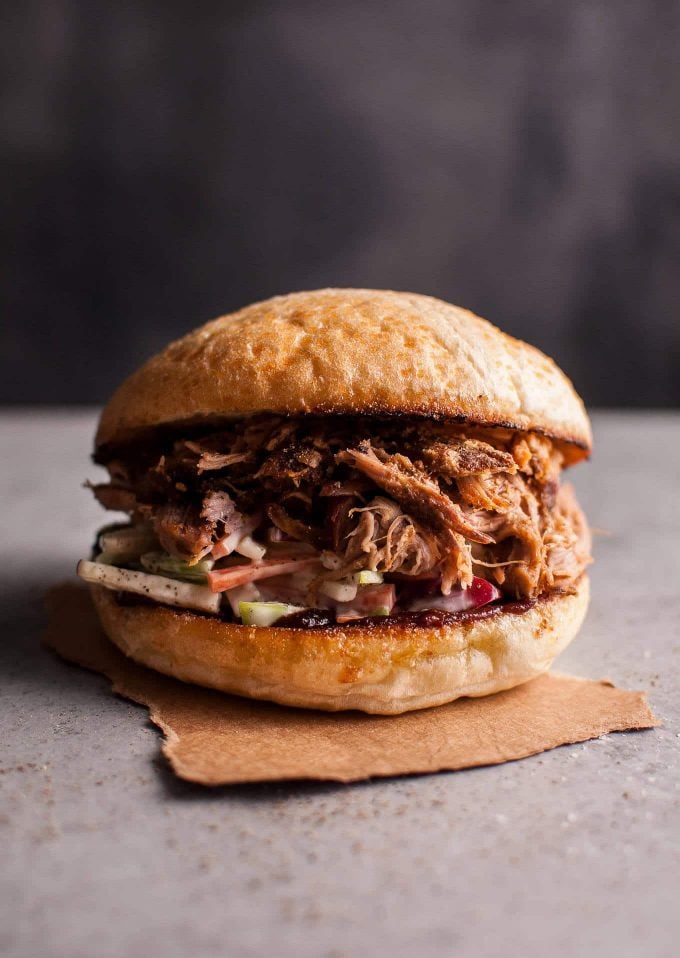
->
(78, 289), (592, 714)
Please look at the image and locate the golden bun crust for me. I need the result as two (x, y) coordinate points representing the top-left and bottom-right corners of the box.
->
(95, 289), (591, 460)
(89, 576), (589, 714)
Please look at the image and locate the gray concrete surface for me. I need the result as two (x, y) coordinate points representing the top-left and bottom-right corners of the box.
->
(1, 409), (678, 958)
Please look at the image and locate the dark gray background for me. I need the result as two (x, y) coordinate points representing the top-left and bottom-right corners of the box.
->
(3, 1), (679, 406)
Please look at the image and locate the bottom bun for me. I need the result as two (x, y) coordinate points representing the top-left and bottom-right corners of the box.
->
(89, 576), (589, 714)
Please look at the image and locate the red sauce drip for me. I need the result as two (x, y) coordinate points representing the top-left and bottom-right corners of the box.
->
(276, 599), (537, 630)
(115, 592), (542, 628)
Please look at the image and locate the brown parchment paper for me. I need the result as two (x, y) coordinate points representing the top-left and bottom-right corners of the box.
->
(44, 584), (659, 785)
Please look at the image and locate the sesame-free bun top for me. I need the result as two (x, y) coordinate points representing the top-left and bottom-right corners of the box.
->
(96, 289), (592, 460)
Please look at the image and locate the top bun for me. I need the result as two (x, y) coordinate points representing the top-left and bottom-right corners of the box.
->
(96, 289), (591, 460)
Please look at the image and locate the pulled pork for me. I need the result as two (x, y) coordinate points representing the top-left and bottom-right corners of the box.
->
(147, 490), (239, 561)
(328, 496), (441, 579)
(92, 415), (591, 598)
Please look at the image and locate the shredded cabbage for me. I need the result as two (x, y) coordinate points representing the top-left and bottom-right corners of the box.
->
(239, 601), (305, 627)
(77, 559), (220, 614)
(140, 551), (214, 583)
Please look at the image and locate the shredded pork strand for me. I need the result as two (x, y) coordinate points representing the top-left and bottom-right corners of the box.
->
(92, 415), (590, 600)
(339, 497), (441, 577)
